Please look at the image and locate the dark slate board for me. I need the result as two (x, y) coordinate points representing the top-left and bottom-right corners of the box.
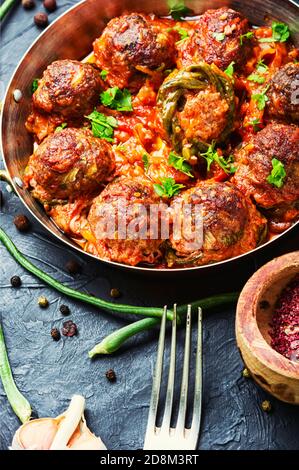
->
(0, 1), (299, 451)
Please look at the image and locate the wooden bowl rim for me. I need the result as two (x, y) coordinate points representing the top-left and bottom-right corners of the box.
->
(236, 251), (299, 379)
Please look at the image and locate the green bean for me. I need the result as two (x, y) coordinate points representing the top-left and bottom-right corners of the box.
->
(0, 0), (18, 21)
(0, 228), (173, 321)
(0, 322), (31, 423)
(88, 292), (239, 356)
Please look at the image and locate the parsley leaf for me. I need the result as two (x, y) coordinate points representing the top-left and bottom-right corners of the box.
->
(168, 1), (192, 21)
(240, 31), (254, 45)
(31, 78), (39, 94)
(142, 154), (150, 172)
(246, 118), (262, 132)
(100, 87), (133, 112)
(247, 73), (266, 84)
(174, 26), (189, 44)
(252, 85), (270, 110)
(259, 21), (290, 43)
(100, 70), (108, 80)
(224, 61), (235, 78)
(154, 177), (185, 198)
(200, 143), (236, 174)
(168, 152), (193, 177)
(55, 123), (67, 132)
(213, 32), (226, 42)
(256, 59), (268, 73)
(266, 158), (286, 188)
(85, 110), (118, 142)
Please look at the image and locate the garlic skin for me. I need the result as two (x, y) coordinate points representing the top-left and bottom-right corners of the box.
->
(11, 395), (106, 450)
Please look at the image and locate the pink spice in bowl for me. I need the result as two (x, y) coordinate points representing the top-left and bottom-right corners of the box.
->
(236, 251), (299, 404)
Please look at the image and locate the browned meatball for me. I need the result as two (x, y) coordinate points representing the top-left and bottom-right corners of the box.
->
(267, 63), (299, 124)
(33, 60), (102, 118)
(233, 123), (299, 213)
(93, 13), (176, 90)
(167, 182), (266, 267)
(88, 177), (165, 266)
(178, 7), (252, 71)
(24, 128), (115, 203)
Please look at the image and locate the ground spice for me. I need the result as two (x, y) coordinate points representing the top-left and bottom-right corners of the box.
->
(269, 274), (299, 362)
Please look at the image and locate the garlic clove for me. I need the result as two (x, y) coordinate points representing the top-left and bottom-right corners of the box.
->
(12, 418), (61, 450)
(67, 415), (106, 450)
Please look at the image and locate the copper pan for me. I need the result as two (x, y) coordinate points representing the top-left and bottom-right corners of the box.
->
(1, 0), (298, 273)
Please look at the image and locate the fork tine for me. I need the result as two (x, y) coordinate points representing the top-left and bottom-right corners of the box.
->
(176, 304), (192, 435)
(190, 307), (202, 446)
(144, 305), (168, 438)
(160, 304), (177, 432)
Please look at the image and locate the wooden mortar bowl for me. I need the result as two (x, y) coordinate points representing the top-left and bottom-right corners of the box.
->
(236, 251), (299, 404)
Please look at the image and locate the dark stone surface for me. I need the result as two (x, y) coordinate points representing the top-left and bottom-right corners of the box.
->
(0, 1), (299, 451)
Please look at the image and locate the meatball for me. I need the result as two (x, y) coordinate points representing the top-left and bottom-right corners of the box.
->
(178, 7), (252, 70)
(33, 60), (102, 118)
(93, 13), (176, 90)
(24, 128), (115, 203)
(168, 182), (266, 267)
(267, 63), (299, 124)
(88, 177), (166, 266)
(158, 64), (235, 152)
(232, 123), (299, 213)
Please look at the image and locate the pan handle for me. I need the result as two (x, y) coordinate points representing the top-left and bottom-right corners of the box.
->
(0, 169), (16, 193)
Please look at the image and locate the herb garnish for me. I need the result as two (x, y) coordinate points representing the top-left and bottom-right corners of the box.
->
(247, 73), (266, 84)
(154, 177), (185, 198)
(31, 78), (39, 94)
(200, 142), (236, 174)
(85, 110), (118, 142)
(224, 61), (235, 78)
(168, 0), (192, 21)
(100, 70), (108, 80)
(247, 118), (262, 132)
(55, 122), (67, 132)
(100, 87), (133, 112)
(266, 158), (286, 188)
(256, 59), (268, 73)
(252, 85), (270, 110)
(168, 152), (193, 177)
(240, 31), (254, 45)
(213, 32), (226, 42)
(142, 153), (150, 172)
(174, 26), (189, 44)
(259, 21), (290, 43)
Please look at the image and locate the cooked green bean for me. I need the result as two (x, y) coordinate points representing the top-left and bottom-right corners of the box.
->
(0, 322), (31, 423)
(0, 0), (18, 21)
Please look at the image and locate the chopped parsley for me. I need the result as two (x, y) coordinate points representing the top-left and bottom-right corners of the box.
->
(31, 78), (39, 94)
(174, 26), (189, 44)
(200, 143), (236, 174)
(168, 1), (192, 21)
(85, 110), (118, 142)
(100, 70), (108, 80)
(154, 177), (185, 198)
(247, 118), (262, 132)
(266, 158), (286, 188)
(252, 85), (270, 110)
(259, 21), (290, 43)
(247, 73), (266, 84)
(256, 59), (268, 73)
(168, 152), (193, 177)
(213, 32), (226, 42)
(224, 61), (235, 78)
(240, 31), (254, 45)
(142, 153), (150, 172)
(55, 122), (67, 132)
(100, 87), (133, 112)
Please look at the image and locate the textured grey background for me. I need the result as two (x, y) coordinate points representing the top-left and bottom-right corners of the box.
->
(0, 0), (299, 451)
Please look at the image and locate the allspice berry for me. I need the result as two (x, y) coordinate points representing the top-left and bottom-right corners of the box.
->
(22, 0), (35, 10)
(110, 288), (121, 299)
(34, 12), (49, 28)
(13, 214), (31, 232)
(43, 0), (57, 12)
(51, 328), (61, 341)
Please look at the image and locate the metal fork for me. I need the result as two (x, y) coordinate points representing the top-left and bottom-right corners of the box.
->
(144, 305), (202, 450)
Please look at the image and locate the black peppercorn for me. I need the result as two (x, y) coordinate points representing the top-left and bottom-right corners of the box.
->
(10, 276), (21, 288)
(65, 259), (81, 275)
(62, 320), (78, 337)
(22, 0), (35, 9)
(105, 369), (116, 382)
(110, 288), (121, 299)
(34, 12), (49, 28)
(51, 328), (61, 341)
(43, 0), (57, 12)
(13, 214), (31, 232)
(59, 304), (70, 316)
